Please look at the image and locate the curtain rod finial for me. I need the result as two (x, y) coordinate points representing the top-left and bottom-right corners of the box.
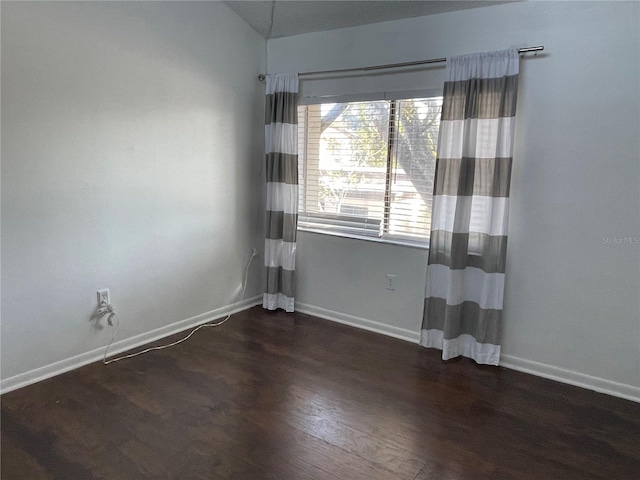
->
(258, 74), (266, 82)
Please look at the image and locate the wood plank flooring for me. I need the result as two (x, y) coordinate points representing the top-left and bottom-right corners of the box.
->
(2, 306), (639, 479)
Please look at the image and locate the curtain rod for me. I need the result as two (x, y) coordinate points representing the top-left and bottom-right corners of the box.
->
(258, 46), (543, 81)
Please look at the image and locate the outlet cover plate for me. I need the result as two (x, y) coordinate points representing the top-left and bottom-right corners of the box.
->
(385, 274), (396, 291)
(97, 289), (110, 305)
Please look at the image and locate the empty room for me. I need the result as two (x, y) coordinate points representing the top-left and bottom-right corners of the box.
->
(1, 1), (639, 479)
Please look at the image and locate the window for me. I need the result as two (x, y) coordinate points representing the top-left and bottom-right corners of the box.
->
(297, 95), (442, 244)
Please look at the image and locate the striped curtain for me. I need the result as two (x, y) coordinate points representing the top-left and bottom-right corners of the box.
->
(420, 49), (519, 365)
(263, 73), (299, 312)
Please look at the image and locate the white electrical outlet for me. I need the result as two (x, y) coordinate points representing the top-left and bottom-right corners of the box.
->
(385, 274), (396, 291)
(97, 288), (110, 305)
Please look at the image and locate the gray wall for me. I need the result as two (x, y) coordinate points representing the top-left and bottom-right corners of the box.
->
(1, 1), (266, 385)
(268, 1), (640, 398)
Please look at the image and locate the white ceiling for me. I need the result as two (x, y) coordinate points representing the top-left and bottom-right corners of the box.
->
(224, 1), (513, 39)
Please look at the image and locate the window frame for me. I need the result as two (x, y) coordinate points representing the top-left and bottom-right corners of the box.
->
(297, 89), (442, 249)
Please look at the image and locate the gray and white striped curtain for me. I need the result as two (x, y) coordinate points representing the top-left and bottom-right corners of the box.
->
(263, 73), (299, 312)
(420, 49), (519, 365)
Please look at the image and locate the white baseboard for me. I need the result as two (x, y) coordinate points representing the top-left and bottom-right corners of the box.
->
(499, 354), (640, 403)
(296, 302), (421, 343)
(5, 298), (638, 404)
(0, 296), (262, 395)
(297, 302), (640, 404)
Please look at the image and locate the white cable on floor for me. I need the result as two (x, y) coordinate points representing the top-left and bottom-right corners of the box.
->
(102, 250), (257, 365)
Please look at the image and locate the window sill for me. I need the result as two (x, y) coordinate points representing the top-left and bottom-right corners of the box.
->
(297, 227), (429, 250)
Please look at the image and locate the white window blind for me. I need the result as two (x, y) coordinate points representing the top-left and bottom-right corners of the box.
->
(297, 96), (442, 243)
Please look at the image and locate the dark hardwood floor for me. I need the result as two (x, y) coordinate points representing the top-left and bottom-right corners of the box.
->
(2, 306), (639, 479)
